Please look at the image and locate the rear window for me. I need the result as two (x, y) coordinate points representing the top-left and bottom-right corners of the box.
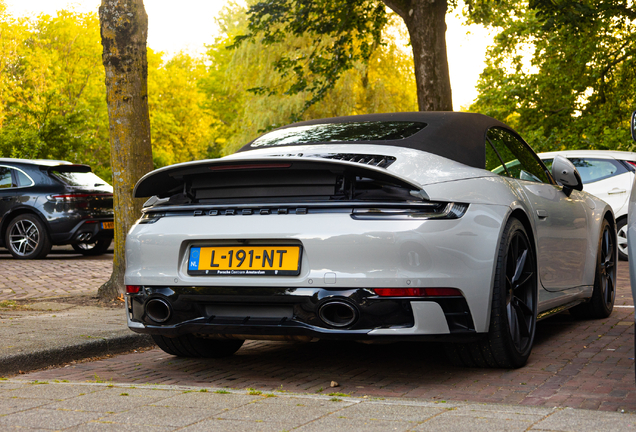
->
(51, 171), (111, 189)
(247, 121), (427, 149)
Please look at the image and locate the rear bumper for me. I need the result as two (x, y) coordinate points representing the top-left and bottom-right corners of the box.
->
(125, 203), (508, 333)
(50, 219), (114, 244)
(125, 286), (477, 341)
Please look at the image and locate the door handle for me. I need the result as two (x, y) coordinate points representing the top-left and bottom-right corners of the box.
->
(608, 189), (626, 195)
(1, 196), (13, 201)
(536, 209), (548, 219)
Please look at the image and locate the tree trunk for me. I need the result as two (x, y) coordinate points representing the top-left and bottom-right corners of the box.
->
(98, 0), (153, 299)
(383, 0), (453, 111)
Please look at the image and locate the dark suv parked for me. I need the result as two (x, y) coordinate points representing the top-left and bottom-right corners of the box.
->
(0, 158), (114, 259)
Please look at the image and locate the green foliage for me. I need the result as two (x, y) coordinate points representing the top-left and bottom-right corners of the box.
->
(232, 0), (389, 120)
(469, 0), (636, 153)
(0, 10), (111, 179)
(0, 8), (219, 179)
(206, 3), (417, 154)
(148, 50), (221, 168)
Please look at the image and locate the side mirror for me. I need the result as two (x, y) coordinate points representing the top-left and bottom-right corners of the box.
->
(551, 155), (583, 196)
(631, 110), (636, 142)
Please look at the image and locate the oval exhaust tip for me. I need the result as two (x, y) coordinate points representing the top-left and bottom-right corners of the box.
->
(318, 301), (358, 328)
(145, 298), (172, 323)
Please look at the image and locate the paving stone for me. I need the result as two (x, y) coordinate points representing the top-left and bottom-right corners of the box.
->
(44, 390), (170, 413)
(336, 402), (445, 421)
(530, 407), (636, 431)
(178, 418), (291, 432)
(3, 383), (101, 400)
(217, 396), (355, 423)
(151, 391), (259, 409)
(101, 405), (215, 428)
(0, 408), (106, 430)
(295, 416), (416, 431)
(0, 396), (53, 414)
(412, 412), (534, 432)
(65, 422), (176, 432)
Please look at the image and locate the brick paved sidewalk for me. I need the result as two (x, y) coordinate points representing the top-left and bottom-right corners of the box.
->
(2, 252), (635, 414)
(3, 381), (636, 431)
(0, 248), (112, 300)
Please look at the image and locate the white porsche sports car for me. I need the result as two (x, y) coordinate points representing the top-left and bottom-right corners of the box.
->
(125, 112), (616, 368)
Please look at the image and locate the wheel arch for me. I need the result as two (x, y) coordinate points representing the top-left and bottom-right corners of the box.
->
(482, 206), (537, 333)
(0, 208), (51, 246)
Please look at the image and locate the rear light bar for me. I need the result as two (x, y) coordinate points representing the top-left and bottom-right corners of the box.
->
(352, 203), (468, 220)
(49, 193), (113, 201)
(126, 285), (141, 294)
(373, 288), (462, 297)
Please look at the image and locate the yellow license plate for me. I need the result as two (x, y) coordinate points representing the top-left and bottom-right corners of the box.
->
(188, 245), (302, 276)
(102, 221), (114, 229)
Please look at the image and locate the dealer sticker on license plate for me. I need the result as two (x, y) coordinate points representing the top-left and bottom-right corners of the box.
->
(187, 245), (302, 276)
(102, 221), (114, 229)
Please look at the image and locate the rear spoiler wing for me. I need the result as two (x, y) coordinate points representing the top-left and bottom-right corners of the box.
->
(133, 157), (424, 199)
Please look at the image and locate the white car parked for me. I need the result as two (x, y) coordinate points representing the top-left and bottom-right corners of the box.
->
(538, 150), (636, 260)
(125, 112), (616, 369)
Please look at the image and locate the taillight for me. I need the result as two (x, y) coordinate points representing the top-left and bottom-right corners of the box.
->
(48, 193), (112, 201)
(126, 285), (141, 294)
(626, 161), (636, 170)
(373, 288), (462, 297)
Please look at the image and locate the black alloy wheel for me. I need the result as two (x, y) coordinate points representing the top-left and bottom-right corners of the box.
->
(72, 238), (112, 256)
(504, 225), (536, 355)
(570, 218), (616, 319)
(5, 214), (52, 259)
(445, 217), (537, 368)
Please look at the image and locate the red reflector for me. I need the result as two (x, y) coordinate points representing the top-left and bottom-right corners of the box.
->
(208, 163), (292, 171)
(84, 220), (98, 224)
(126, 285), (141, 294)
(373, 288), (462, 297)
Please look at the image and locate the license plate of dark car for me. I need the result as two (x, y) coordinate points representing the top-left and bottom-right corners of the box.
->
(187, 245), (302, 276)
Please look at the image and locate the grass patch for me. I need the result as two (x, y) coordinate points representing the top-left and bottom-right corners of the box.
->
(330, 397), (342, 402)
(327, 392), (349, 397)
(247, 388), (262, 395)
(215, 390), (230, 394)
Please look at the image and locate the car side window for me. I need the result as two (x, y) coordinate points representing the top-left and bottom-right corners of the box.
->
(569, 158), (626, 184)
(486, 128), (549, 183)
(15, 169), (34, 187)
(0, 167), (14, 189)
(542, 157), (627, 184)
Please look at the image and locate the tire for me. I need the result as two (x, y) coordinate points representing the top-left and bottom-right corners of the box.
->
(445, 217), (537, 368)
(569, 218), (616, 319)
(151, 334), (244, 358)
(5, 214), (52, 259)
(617, 217), (628, 261)
(72, 238), (112, 256)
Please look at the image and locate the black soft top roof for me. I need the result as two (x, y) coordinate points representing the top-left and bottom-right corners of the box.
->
(238, 112), (513, 169)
